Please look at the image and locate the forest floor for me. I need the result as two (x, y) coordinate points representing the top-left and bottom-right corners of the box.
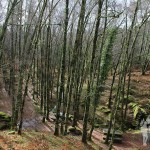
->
(0, 70), (150, 150)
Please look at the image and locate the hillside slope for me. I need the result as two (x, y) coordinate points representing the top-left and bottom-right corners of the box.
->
(0, 70), (150, 150)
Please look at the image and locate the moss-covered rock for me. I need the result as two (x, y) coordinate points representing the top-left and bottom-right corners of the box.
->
(99, 106), (111, 114)
(8, 131), (16, 135)
(94, 123), (100, 128)
(68, 126), (82, 135)
(68, 126), (76, 132)
(68, 115), (73, 121)
(0, 112), (11, 121)
(75, 127), (82, 135)
(99, 123), (108, 129)
(0, 112), (11, 130)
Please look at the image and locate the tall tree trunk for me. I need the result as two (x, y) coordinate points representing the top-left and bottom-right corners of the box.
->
(82, 0), (104, 143)
(54, 0), (69, 136)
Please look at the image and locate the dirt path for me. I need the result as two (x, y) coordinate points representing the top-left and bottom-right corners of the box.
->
(21, 96), (55, 132)
(0, 77), (54, 132)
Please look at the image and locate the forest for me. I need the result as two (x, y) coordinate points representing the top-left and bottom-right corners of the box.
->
(0, 0), (150, 149)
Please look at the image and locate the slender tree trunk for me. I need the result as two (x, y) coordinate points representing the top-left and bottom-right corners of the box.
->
(82, 0), (104, 142)
(54, 0), (69, 136)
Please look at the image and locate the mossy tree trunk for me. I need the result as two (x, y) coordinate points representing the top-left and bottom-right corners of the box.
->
(82, 0), (104, 142)
(54, 0), (69, 136)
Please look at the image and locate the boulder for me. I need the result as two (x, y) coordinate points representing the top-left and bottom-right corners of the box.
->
(68, 126), (82, 135)
(94, 123), (100, 128)
(0, 112), (11, 130)
(8, 131), (15, 135)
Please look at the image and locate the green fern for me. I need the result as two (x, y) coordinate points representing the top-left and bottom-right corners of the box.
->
(129, 102), (146, 118)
